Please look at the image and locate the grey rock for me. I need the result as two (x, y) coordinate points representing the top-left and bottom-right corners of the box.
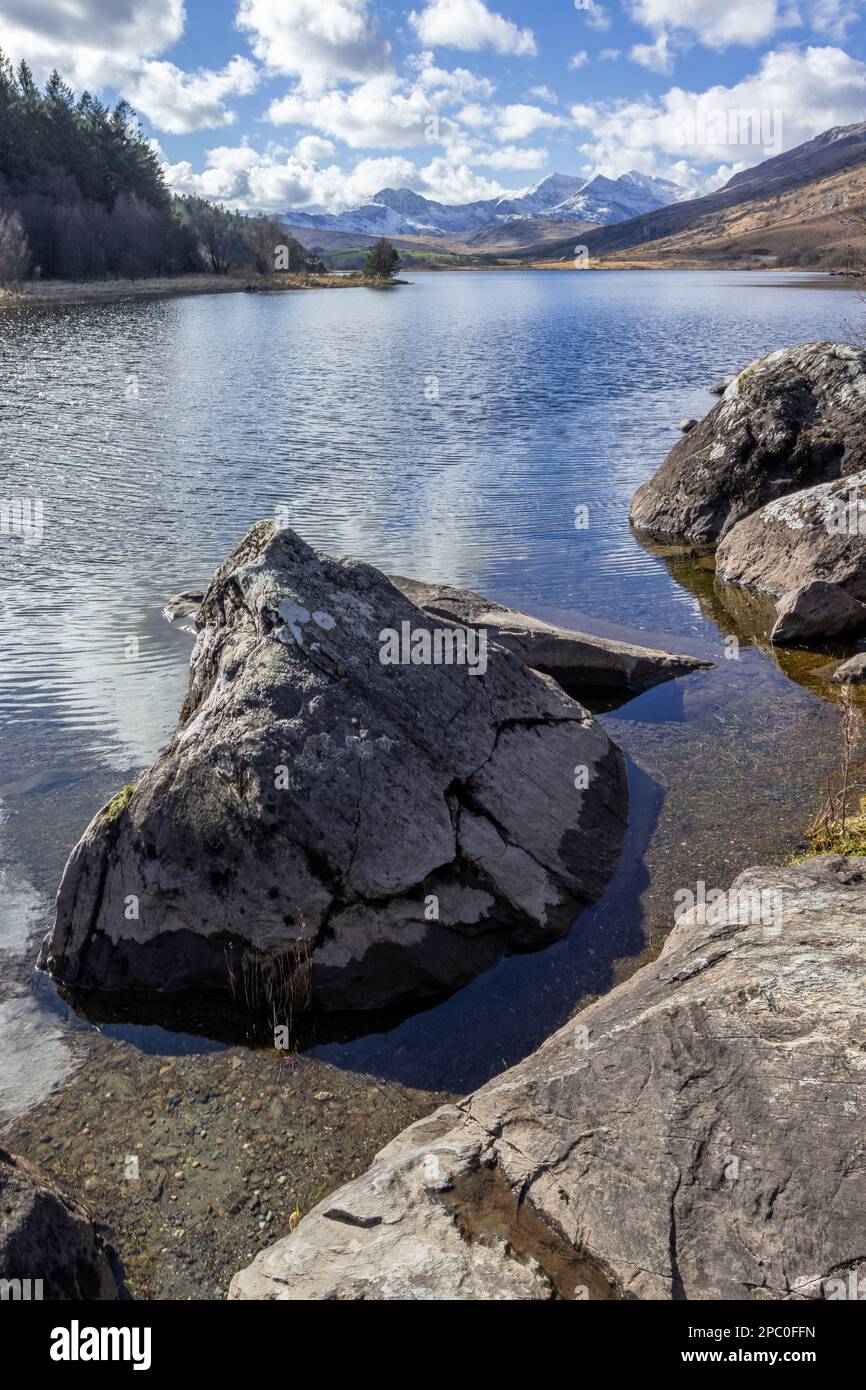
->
(164, 576), (711, 700)
(708, 374), (736, 395)
(679, 417), (698, 433)
(770, 580), (866, 646)
(0, 1148), (118, 1300)
(830, 651), (866, 682)
(631, 342), (866, 543)
(229, 856), (866, 1301)
(162, 590), (205, 635)
(40, 524), (629, 1013)
(716, 469), (866, 602)
(388, 576), (711, 697)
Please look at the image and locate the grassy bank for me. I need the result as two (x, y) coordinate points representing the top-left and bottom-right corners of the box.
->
(0, 272), (407, 308)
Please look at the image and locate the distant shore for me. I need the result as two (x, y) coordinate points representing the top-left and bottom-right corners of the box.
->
(0, 272), (407, 308)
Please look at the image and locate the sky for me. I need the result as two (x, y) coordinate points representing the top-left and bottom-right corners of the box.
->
(0, 0), (865, 212)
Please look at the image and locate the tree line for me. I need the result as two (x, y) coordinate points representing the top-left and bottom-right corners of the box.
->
(0, 51), (312, 284)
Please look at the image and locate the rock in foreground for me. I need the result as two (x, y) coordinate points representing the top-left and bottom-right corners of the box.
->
(230, 856), (866, 1300)
(0, 1148), (118, 1299)
(41, 524), (629, 1013)
(630, 343), (866, 543)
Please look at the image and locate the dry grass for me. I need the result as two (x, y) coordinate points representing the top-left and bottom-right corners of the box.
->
(796, 686), (866, 859)
(224, 932), (313, 1041)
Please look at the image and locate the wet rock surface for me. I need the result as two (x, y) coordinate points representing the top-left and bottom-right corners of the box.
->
(0, 1146), (118, 1299)
(230, 856), (866, 1301)
(40, 523), (630, 1014)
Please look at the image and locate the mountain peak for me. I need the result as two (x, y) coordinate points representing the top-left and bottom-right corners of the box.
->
(282, 169), (692, 241)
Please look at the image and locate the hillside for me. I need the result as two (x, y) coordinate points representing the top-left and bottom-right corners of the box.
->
(531, 122), (866, 271)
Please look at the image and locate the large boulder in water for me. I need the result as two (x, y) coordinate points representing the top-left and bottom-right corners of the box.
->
(230, 855), (866, 1301)
(630, 343), (866, 543)
(40, 523), (629, 1013)
(0, 1148), (118, 1300)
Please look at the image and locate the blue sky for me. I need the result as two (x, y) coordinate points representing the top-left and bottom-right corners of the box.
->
(1, 1), (865, 210)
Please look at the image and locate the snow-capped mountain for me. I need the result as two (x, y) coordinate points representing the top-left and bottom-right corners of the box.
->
(284, 170), (693, 240)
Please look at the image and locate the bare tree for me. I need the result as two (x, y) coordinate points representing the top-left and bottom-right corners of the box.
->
(0, 208), (31, 284)
(244, 216), (303, 276)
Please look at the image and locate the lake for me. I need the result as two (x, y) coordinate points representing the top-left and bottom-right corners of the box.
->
(0, 269), (860, 1291)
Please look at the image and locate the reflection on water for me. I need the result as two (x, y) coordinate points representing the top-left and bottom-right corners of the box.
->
(0, 270), (861, 1099)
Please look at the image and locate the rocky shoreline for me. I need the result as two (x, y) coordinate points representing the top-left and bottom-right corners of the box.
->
(7, 340), (866, 1301)
(230, 855), (866, 1301)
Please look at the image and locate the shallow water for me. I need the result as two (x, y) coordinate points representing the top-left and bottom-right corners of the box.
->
(0, 270), (860, 1292)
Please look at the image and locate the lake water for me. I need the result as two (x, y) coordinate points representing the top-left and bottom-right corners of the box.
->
(0, 269), (860, 1116)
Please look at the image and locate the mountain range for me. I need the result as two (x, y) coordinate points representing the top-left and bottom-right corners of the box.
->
(283, 169), (692, 243)
(528, 121), (866, 270)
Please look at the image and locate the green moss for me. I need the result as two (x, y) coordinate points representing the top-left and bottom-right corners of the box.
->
(101, 784), (136, 825)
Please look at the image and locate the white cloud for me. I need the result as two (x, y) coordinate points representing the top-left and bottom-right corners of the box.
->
(570, 44), (866, 183)
(599, 48), (621, 60)
(415, 155), (511, 200)
(236, 0), (390, 91)
(123, 57), (259, 134)
(476, 144), (550, 169)
(295, 134), (336, 161)
(630, 34), (675, 74)
(527, 85), (558, 103)
(808, 0), (860, 40)
(406, 52), (496, 101)
(575, 1), (611, 32)
(0, 0), (184, 58)
(569, 51), (590, 71)
(267, 75), (440, 148)
(409, 0), (537, 57)
(625, 0), (789, 49)
(164, 144), (419, 211)
(162, 141), (519, 212)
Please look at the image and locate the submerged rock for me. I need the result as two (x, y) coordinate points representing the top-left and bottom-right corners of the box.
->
(387, 576), (710, 698)
(830, 651), (866, 682)
(230, 856), (866, 1301)
(631, 342), (866, 543)
(40, 524), (630, 1014)
(770, 581), (866, 646)
(0, 1148), (118, 1299)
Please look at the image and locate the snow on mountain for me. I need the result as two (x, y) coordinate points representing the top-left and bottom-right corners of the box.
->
(284, 170), (692, 239)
